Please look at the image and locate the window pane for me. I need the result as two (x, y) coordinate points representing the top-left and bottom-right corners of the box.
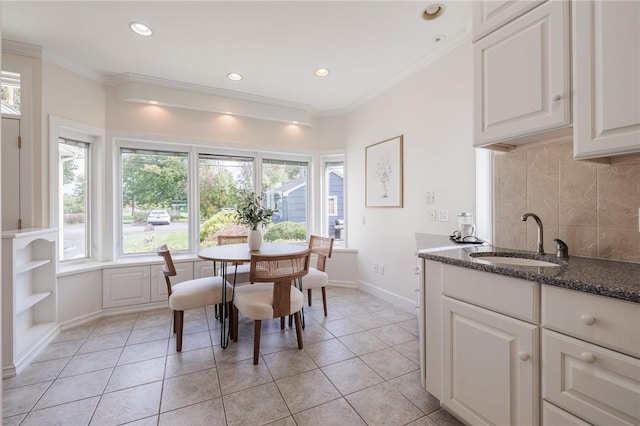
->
(262, 159), (308, 243)
(121, 149), (189, 254)
(1, 71), (21, 115)
(199, 155), (254, 248)
(326, 160), (345, 243)
(60, 139), (89, 260)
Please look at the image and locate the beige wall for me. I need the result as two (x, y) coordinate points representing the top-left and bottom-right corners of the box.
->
(494, 140), (640, 262)
(106, 88), (346, 153)
(347, 42), (475, 306)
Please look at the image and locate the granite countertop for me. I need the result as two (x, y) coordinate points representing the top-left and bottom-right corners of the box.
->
(417, 239), (640, 303)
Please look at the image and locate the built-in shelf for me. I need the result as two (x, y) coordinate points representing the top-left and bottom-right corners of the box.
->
(16, 291), (53, 315)
(16, 259), (51, 275)
(15, 322), (58, 358)
(3, 228), (58, 378)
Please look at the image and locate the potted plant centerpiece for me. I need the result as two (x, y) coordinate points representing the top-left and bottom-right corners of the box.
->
(234, 190), (277, 250)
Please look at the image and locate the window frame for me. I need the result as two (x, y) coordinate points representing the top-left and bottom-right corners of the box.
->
(116, 140), (192, 257)
(58, 137), (91, 261)
(320, 154), (346, 246)
(49, 116), (105, 263)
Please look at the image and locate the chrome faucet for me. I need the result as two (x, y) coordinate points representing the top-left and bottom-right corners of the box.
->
(521, 213), (545, 255)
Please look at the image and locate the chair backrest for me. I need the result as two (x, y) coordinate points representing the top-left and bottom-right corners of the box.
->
(249, 249), (311, 318)
(217, 235), (248, 245)
(308, 235), (334, 272)
(156, 244), (176, 297)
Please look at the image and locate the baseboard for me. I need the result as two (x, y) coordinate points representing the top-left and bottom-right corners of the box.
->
(59, 311), (104, 330)
(328, 280), (357, 288)
(102, 301), (169, 317)
(357, 280), (417, 314)
(5, 323), (60, 378)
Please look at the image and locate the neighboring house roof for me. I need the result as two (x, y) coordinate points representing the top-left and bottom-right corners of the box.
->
(1, 102), (20, 115)
(272, 177), (306, 197)
(328, 168), (344, 179)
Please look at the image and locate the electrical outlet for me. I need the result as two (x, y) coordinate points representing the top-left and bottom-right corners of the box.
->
(379, 264), (385, 275)
(373, 263), (378, 273)
(438, 209), (449, 222)
(426, 192), (435, 204)
(429, 209), (437, 221)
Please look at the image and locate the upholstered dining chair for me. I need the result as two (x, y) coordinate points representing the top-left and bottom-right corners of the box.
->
(217, 234), (251, 285)
(231, 249), (311, 364)
(157, 244), (232, 352)
(301, 235), (334, 316)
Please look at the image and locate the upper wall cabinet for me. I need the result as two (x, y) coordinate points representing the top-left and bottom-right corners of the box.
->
(473, 0), (571, 148)
(472, 0), (545, 41)
(573, 1), (640, 160)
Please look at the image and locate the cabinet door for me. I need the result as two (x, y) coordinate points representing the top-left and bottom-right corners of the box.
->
(103, 266), (151, 308)
(543, 330), (640, 425)
(150, 262), (193, 302)
(474, 0), (570, 146)
(542, 401), (591, 426)
(472, 0), (545, 41)
(442, 296), (539, 426)
(573, 1), (640, 160)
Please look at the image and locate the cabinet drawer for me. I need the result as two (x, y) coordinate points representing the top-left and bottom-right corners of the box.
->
(472, 0), (545, 41)
(542, 401), (591, 426)
(443, 264), (539, 323)
(543, 330), (640, 426)
(543, 285), (640, 358)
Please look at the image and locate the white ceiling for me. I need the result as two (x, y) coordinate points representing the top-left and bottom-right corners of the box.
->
(2, 1), (470, 113)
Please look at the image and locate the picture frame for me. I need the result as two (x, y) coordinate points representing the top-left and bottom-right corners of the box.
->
(365, 135), (403, 207)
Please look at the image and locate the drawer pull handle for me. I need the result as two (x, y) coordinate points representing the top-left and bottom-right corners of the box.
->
(553, 94), (562, 102)
(518, 352), (530, 361)
(581, 314), (595, 326)
(580, 352), (596, 364)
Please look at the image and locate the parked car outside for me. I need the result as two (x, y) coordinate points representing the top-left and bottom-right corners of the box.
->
(147, 209), (171, 225)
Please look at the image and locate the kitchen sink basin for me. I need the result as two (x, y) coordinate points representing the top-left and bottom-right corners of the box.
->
(469, 253), (561, 267)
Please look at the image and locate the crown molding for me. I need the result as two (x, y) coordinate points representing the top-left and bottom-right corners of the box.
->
(2, 39), (42, 58)
(322, 30), (472, 117)
(41, 50), (109, 85)
(110, 73), (313, 114)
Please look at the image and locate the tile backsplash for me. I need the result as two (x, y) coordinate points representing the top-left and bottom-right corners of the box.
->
(494, 140), (640, 263)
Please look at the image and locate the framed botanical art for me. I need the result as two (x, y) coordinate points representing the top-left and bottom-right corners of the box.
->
(365, 135), (403, 207)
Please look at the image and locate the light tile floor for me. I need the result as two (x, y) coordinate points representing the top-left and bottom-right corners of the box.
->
(2, 287), (464, 426)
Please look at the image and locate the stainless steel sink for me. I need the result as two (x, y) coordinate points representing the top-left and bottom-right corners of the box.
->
(469, 252), (561, 267)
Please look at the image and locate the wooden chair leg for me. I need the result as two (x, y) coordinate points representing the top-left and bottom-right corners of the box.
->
(294, 311), (303, 349)
(173, 310), (177, 333)
(288, 315), (293, 328)
(307, 289), (312, 306)
(280, 316), (285, 329)
(175, 310), (184, 352)
(232, 305), (239, 342)
(253, 320), (262, 365)
(321, 287), (328, 316)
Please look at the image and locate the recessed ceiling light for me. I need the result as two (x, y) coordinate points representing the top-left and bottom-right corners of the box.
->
(227, 72), (243, 81)
(422, 3), (445, 20)
(148, 100), (159, 105)
(314, 68), (331, 77)
(434, 34), (447, 43)
(129, 22), (153, 37)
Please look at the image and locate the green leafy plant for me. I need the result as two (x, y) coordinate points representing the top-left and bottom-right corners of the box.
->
(234, 190), (277, 231)
(264, 221), (306, 242)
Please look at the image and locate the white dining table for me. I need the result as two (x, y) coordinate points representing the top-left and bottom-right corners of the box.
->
(197, 242), (309, 348)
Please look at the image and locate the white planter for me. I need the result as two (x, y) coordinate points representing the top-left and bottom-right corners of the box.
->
(248, 229), (263, 251)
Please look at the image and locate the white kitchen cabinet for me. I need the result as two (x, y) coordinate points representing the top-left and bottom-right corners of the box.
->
(573, 0), (640, 160)
(2, 228), (59, 377)
(103, 265), (151, 308)
(471, 0), (545, 41)
(473, 0), (571, 147)
(150, 261), (193, 302)
(543, 330), (640, 425)
(542, 401), (591, 426)
(422, 260), (444, 399)
(442, 296), (539, 426)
